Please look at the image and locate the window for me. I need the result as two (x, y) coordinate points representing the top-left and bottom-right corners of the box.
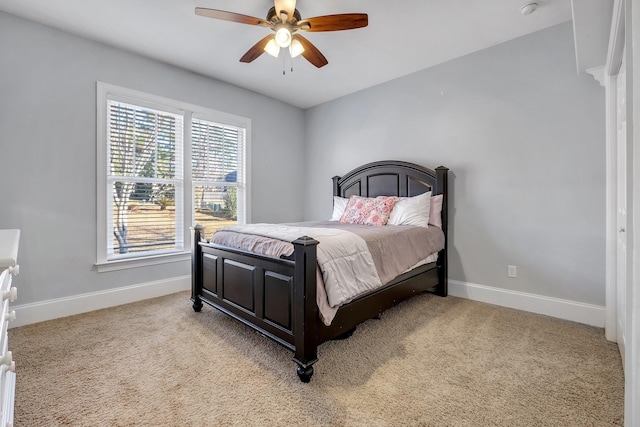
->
(107, 101), (184, 257)
(192, 117), (246, 240)
(97, 83), (250, 271)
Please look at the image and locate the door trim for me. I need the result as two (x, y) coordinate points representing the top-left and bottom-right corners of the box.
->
(605, 0), (626, 343)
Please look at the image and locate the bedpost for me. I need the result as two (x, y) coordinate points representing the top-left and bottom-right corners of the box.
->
(292, 235), (320, 383)
(332, 176), (341, 197)
(435, 166), (449, 297)
(191, 224), (205, 312)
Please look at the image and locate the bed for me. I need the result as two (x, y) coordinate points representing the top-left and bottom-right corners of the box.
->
(191, 160), (449, 382)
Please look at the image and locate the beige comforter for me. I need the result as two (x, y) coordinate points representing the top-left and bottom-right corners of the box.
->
(211, 221), (444, 325)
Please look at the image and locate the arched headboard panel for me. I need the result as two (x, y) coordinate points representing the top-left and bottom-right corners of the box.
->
(332, 160), (447, 197)
(332, 160), (449, 229)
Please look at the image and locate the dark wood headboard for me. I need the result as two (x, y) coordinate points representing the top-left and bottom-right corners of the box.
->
(332, 160), (449, 294)
(332, 160), (449, 232)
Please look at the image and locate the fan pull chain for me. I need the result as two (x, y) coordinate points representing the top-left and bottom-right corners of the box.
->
(281, 55), (295, 75)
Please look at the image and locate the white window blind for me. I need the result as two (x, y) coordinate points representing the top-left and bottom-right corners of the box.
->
(106, 100), (184, 259)
(192, 118), (246, 238)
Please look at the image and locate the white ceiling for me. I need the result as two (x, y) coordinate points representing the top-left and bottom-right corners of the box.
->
(0, 0), (573, 109)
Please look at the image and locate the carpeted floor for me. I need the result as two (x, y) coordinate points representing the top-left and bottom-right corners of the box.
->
(9, 291), (623, 426)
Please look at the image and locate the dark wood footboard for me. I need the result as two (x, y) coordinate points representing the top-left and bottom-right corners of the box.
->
(191, 225), (321, 381)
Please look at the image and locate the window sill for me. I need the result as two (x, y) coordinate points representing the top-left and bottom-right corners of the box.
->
(95, 251), (191, 273)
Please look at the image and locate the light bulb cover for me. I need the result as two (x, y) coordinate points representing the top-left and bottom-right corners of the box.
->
(289, 38), (305, 58)
(275, 27), (292, 48)
(264, 39), (280, 57)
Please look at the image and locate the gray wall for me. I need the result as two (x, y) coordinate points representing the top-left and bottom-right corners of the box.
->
(0, 12), (305, 305)
(0, 14), (607, 309)
(304, 22), (606, 305)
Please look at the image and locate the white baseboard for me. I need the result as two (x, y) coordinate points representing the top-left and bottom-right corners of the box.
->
(9, 277), (605, 329)
(449, 280), (605, 327)
(10, 276), (191, 328)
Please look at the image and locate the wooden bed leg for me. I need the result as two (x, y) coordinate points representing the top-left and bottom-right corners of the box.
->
(435, 283), (448, 297)
(435, 249), (448, 297)
(296, 364), (314, 383)
(191, 224), (205, 312)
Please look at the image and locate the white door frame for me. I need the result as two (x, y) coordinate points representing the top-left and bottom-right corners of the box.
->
(603, 0), (639, 425)
(604, 0), (626, 343)
(627, 0), (639, 424)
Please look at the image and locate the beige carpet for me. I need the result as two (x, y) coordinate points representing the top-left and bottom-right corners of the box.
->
(10, 291), (623, 426)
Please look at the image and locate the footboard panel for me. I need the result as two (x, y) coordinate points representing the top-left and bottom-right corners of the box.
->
(197, 243), (298, 350)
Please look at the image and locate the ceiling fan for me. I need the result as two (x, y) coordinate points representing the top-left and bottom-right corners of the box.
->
(195, 0), (368, 68)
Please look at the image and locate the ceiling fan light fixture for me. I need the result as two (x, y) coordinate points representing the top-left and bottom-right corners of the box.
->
(289, 38), (305, 58)
(275, 27), (292, 48)
(264, 39), (280, 57)
(195, 2), (367, 69)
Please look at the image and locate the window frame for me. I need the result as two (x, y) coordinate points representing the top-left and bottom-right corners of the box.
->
(106, 100), (185, 260)
(96, 82), (251, 272)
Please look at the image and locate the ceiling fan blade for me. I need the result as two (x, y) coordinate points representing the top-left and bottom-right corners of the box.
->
(274, 0), (297, 21)
(195, 8), (271, 27)
(239, 35), (274, 63)
(297, 14), (368, 32)
(294, 35), (328, 68)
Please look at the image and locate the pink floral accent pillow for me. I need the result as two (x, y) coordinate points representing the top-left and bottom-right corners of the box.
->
(339, 196), (397, 226)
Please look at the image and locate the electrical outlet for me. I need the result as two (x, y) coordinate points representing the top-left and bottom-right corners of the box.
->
(508, 265), (517, 278)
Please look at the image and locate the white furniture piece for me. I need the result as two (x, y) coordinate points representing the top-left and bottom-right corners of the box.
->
(0, 229), (19, 427)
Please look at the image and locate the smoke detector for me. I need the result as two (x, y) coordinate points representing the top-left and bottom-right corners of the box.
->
(520, 2), (539, 15)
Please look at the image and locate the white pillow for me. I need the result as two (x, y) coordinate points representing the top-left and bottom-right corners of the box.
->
(429, 194), (443, 228)
(330, 196), (349, 221)
(387, 191), (432, 227)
